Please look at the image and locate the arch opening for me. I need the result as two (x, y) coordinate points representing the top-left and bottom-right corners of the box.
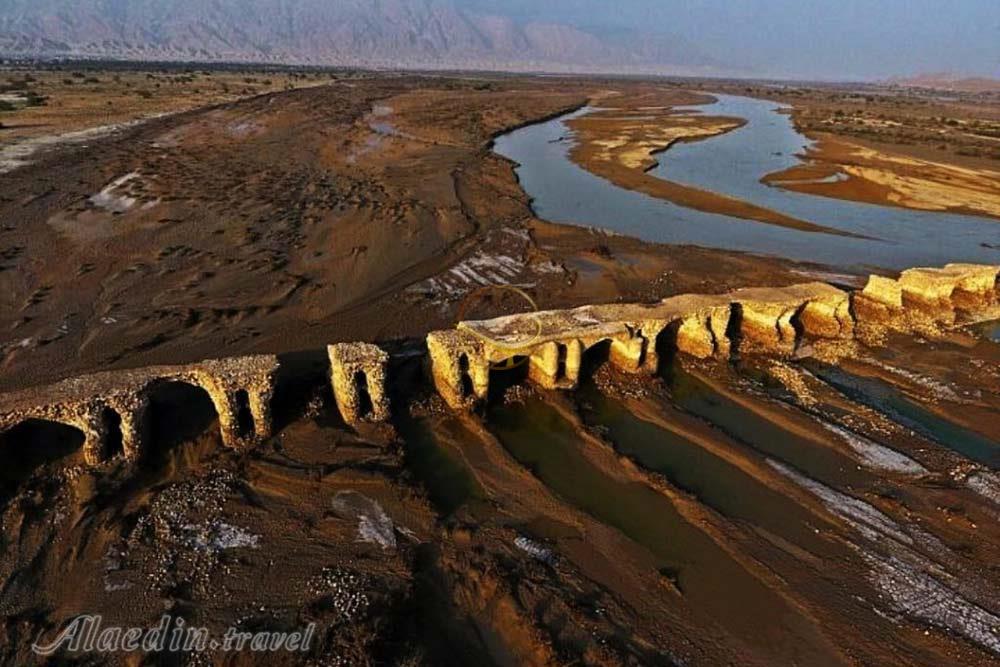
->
(0, 419), (86, 502)
(234, 390), (256, 438)
(788, 303), (810, 349)
(580, 339), (612, 381)
(353, 371), (375, 420)
(144, 381), (219, 461)
(654, 321), (683, 375)
(724, 304), (744, 362)
(101, 408), (124, 460)
(457, 354), (475, 398)
(488, 355), (530, 403)
(555, 343), (568, 381)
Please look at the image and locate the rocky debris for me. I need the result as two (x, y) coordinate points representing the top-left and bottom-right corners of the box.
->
(305, 566), (372, 624)
(181, 520), (260, 553)
(123, 470), (253, 596)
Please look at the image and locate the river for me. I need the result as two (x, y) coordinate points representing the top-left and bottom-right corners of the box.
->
(493, 94), (1000, 271)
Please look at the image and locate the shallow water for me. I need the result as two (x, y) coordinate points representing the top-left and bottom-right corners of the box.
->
(493, 95), (1000, 270)
(805, 363), (1000, 469)
(396, 413), (483, 516)
(486, 396), (844, 665)
(973, 319), (1000, 343)
(575, 381), (830, 552)
(664, 364), (870, 488)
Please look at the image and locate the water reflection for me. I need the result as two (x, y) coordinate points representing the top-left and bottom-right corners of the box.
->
(493, 94), (1000, 270)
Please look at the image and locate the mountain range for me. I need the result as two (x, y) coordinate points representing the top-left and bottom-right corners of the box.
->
(0, 0), (723, 75)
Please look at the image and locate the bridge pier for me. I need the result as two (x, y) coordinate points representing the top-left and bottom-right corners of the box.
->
(248, 387), (274, 438)
(674, 309), (731, 360)
(610, 334), (646, 373)
(329, 343), (391, 423)
(194, 355), (279, 447)
(528, 340), (583, 389)
(117, 400), (148, 462)
(898, 264), (1000, 323)
(728, 283), (855, 355)
(427, 331), (490, 410)
(75, 410), (105, 467)
(103, 394), (150, 462)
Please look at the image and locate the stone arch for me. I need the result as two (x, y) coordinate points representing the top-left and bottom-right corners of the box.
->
(187, 373), (244, 448)
(99, 407), (125, 460)
(233, 389), (256, 439)
(487, 353), (530, 402)
(142, 379), (221, 457)
(351, 371), (376, 420)
(0, 418), (87, 500)
(457, 353), (475, 399)
(526, 340), (582, 390)
(328, 343), (390, 424)
(580, 338), (613, 380)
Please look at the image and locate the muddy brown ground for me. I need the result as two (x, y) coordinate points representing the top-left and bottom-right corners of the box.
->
(0, 72), (816, 393)
(1, 68), (999, 666)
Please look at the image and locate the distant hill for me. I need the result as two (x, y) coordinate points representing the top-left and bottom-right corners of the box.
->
(0, 0), (723, 75)
(890, 73), (1000, 93)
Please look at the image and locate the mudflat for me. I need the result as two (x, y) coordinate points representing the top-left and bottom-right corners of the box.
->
(2, 65), (1000, 667)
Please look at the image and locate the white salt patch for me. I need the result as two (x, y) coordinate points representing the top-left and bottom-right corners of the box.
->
(869, 361), (963, 402)
(863, 551), (1000, 655)
(514, 536), (556, 565)
(821, 422), (926, 475)
(0, 115), (165, 174)
(90, 171), (141, 213)
(501, 227), (530, 241)
(768, 459), (912, 545)
(770, 459), (1000, 655)
(182, 521), (260, 553)
(332, 491), (396, 550)
(532, 260), (564, 274)
(965, 470), (1000, 507)
(572, 312), (601, 325)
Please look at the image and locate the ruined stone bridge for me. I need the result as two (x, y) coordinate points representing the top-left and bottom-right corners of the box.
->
(426, 263), (1000, 408)
(0, 356), (280, 465)
(1, 262), (997, 464)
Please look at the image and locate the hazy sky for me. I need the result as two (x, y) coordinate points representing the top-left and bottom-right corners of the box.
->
(462, 0), (1000, 80)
